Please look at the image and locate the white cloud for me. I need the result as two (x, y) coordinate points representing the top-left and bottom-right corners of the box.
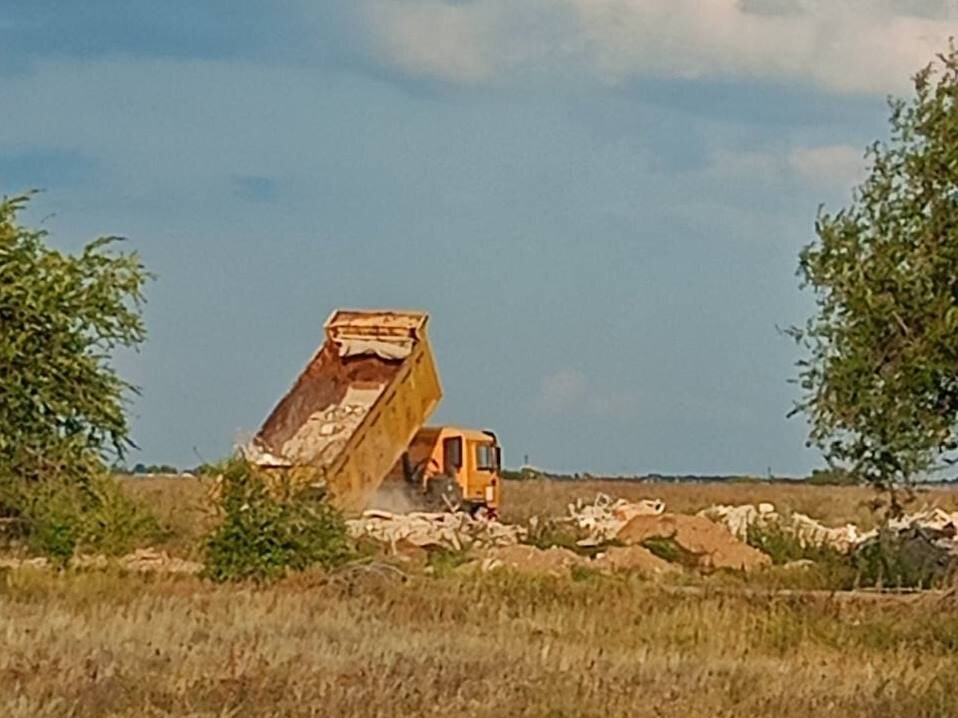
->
(694, 143), (866, 191)
(352, 0), (957, 95)
(788, 144), (866, 189)
(360, 1), (500, 83)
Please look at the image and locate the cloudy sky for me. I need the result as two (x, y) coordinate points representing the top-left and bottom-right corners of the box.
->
(3, 1), (956, 475)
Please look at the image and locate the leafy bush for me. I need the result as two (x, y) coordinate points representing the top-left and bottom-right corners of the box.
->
(0, 193), (156, 560)
(0, 193), (150, 483)
(426, 547), (472, 576)
(522, 517), (608, 557)
(3, 473), (163, 564)
(852, 526), (956, 589)
(203, 459), (353, 583)
(791, 46), (958, 490)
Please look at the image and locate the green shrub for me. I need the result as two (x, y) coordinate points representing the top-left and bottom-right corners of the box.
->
(3, 473), (163, 564)
(203, 459), (353, 583)
(426, 548), (472, 576)
(852, 526), (955, 589)
(522, 518), (607, 557)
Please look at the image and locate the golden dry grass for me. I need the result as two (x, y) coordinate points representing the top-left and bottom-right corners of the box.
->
(5, 477), (940, 715)
(121, 476), (214, 557)
(3, 567), (958, 717)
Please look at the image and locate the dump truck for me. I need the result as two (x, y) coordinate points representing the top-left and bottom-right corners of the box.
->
(244, 309), (502, 516)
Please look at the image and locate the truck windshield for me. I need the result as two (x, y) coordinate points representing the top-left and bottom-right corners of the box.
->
(476, 444), (496, 471)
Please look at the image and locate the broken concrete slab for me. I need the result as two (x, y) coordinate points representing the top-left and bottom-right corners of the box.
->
(347, 510), (525, 553)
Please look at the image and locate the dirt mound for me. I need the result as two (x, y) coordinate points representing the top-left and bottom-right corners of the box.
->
(616, 513), (771, 571)
(592, 545), (678, 574)
(481, 544), (585, 576)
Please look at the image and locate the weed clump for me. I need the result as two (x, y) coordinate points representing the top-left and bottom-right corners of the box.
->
(203, 459), (352, 583)
(1, 472), (163, 564)
(852, 526), (956, 589)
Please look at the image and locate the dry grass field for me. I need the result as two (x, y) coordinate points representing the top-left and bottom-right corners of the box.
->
(3, 566), (958, 717)
(4, 478), (958, 717)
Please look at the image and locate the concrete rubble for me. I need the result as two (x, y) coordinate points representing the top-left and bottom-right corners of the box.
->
(346, 509), (526, 552)
(697, 503), (861, 552)
(697, 503), (958, 554)
(565, 493), (666, 546)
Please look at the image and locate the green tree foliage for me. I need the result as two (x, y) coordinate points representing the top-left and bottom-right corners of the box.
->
(792, 45), (958, 492)
(0, 193), (149, 480)
(0, 194), (160, 559)
(204, 459), (353, 583)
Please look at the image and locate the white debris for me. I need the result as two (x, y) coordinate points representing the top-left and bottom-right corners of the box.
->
(566, 493), (665, 546)
(853, 508), (958, 546)
(697, 504), (760, 541)
(697, 502), (958, 554)
(698, 503), (861, 551)
(347, 510), (525, 552)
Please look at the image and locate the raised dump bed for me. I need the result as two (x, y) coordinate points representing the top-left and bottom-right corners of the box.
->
(245, 309), (442, 514)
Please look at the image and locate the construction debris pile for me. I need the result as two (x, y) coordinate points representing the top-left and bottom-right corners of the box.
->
(564, 493), (665, 545)
(346, 509), (525, 552)
(697, 502), (958, 554)
(344, 495), (773, 575)
(276, 387), (380, 467)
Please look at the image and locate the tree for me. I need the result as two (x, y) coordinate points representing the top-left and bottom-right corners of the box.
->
(0, 193), (150, 481)
(791, 44), (958, 497)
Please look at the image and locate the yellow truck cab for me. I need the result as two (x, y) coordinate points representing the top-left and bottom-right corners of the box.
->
(393, 426), (502, 516)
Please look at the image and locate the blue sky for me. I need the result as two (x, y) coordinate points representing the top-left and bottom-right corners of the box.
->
(2, 1), (956, 475)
